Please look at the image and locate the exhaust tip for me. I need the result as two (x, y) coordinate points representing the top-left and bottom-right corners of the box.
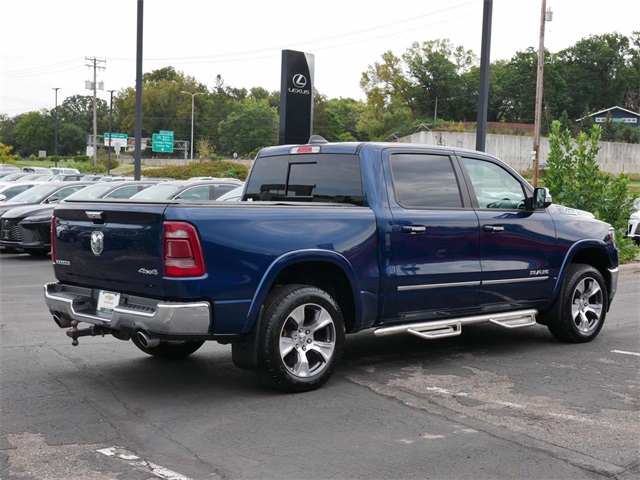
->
(136, 330), (160, 348)
(53, 313), (71, 328)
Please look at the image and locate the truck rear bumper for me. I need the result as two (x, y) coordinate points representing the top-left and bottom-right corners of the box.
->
(44, 282), (212, 336)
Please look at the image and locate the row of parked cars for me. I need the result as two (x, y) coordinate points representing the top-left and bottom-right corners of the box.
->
(0, 167), (244, 256)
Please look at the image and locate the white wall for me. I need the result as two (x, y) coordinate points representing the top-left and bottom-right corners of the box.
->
(399, 131), (640, 174)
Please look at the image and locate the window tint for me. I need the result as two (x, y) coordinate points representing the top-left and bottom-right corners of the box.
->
(66, 184), (113, 200)
(212, 184), (236, 199)
(461, 157), (526, 209)
(56, 185), (87, 200)
(245, 154), (363, 205)
(390, 153), (462, 208)
(105, 185), (142, 199)
(175, 185), (210, 200)
(130, 184), (183, 200)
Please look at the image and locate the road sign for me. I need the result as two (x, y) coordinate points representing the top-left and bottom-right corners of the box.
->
(152, 131), (174, 153)
(104, 133), (128, 148)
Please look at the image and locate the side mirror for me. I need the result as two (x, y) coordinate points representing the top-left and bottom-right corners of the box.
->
(0, 194), (6, 202)
(45, 196), (59, 204)
(531, 187), (552, 209)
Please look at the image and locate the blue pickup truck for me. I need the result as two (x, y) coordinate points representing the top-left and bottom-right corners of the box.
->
(44, 138), (619, 392)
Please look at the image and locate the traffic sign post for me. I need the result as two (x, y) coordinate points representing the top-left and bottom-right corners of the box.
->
(152, 131), (174, 153)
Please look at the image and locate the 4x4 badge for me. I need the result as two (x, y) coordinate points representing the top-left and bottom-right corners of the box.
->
(91, 231), (104, 256)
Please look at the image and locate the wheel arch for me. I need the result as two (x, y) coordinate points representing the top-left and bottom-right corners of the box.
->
(552, 240), (617, 307)
(243, 250), (361, 334)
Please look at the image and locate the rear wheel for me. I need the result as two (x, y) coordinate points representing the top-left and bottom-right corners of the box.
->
(547, 264), (608, 343)
(258, 284), (345, 392)
(131, 336), (205, 358)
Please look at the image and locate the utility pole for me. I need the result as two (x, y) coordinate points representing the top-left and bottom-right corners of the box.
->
(107, 90), (116, 175)
(52, 88), (60, 168)
(85, 57), (106, 167)
(532, 1), (552, 187)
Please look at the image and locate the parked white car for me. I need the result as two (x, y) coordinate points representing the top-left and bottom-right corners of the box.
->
(627, 198), (640, 245)
(50, 167), (80, 175)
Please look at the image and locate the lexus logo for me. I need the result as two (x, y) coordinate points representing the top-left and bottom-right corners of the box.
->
(292, 74), (307, 88)
(90, 231), (104, 256)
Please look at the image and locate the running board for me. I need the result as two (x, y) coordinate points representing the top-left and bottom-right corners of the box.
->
(374, 309), (538, 340)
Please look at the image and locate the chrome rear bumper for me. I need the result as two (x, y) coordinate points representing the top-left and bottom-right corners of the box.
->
(44, 282), (211, 336)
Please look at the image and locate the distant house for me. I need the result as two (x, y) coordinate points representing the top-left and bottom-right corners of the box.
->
(580, 106), (640, 127)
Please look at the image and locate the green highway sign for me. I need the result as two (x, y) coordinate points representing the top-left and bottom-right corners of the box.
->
(104, 133), (128, 148)
(152, 131), (174, 153)
(104, 133), (128, 140)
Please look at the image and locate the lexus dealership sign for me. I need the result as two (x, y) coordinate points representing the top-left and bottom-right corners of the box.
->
(279, 49), (315, 145)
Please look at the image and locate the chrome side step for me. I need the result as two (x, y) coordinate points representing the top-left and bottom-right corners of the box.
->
(374, 309), (537, 339)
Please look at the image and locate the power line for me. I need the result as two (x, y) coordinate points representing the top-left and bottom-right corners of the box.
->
(1, 58), (85, 78)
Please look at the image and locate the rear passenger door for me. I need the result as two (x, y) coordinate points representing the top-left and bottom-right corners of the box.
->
(459, 155), (558, 308)
(383, 150), (482, 321)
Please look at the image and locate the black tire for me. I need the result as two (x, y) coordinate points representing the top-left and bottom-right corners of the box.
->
(547, 264), (608, 343)
(131, 335), (205, 359)
(258, 284), (345, 393)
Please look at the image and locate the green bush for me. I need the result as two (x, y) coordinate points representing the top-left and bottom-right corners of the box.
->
(130, 161), (249, 181)
(545, 120), (639, 262)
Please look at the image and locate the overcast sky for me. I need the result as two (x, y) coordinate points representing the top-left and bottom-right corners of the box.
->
(1, 0), (637, 117)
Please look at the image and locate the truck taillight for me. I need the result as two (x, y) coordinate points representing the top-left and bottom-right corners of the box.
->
(163, 221), (205, 277)
(51, 216), (56, 264)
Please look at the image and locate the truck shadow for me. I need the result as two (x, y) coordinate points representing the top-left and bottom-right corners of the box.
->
(91, 323), (559, 398)
(342, 322), (559, 367)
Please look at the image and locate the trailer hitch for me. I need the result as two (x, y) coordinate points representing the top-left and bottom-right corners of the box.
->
(66, 320), (107, 346)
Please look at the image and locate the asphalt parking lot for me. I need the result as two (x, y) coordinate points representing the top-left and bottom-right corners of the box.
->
(0, 254), (638, 480)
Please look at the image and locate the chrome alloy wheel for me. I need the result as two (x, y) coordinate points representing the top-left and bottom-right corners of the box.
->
(570, 276), (604, 335)
(278, 303), (337, 378)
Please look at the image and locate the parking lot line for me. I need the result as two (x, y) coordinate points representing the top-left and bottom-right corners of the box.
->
(611, 350), (640, 357)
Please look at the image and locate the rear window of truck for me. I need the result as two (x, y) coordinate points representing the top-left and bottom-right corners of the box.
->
(244, 154), (364, 206)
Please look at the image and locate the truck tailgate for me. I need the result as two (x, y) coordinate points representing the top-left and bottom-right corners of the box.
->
(52, 202), (167, 297)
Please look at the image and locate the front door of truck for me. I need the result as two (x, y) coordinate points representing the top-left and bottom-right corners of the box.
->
(383, 150), (482, 322)
(458, 155), (558, 309)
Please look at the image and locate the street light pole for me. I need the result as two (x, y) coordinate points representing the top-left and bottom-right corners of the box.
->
(107, 90), (116, 175)
(52, 87), (60, 168)
(180, 91), (205, 160)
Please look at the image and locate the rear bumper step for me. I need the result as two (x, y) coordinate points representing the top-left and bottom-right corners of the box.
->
(374, 309), (537, 339)
(44, 282), (211, 336)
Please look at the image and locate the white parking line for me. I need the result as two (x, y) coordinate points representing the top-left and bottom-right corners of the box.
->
(97, 447), (193, 480)
(611, 350), (640, 357)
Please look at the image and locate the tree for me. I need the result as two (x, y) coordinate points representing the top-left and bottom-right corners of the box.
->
(58, 123), (88, 156)
(0, 114), (20, 148)
(58, 95), (108, 135)
(218, 99), (278, 155)
(555, 33), (636, 120)
(115, 67), (208, 147)
(402, 39), (476, 121)
(14, 111), (53, 156)
(325, 97), (367, 141)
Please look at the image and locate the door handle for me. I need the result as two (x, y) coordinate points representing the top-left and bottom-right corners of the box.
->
(484, 225), (505, 232)
(402, 225), (427, 234)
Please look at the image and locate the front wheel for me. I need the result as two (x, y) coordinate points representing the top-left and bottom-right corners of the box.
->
(258, 284), (345, 393)
(547, 264), (608, 343)
(131, 335), (205, 358)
